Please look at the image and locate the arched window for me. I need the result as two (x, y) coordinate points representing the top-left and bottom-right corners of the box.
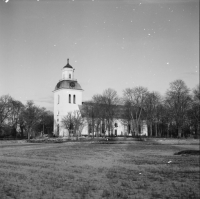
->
(57, 124), (59, 134)
(69, 74), (71, 79)
(58, 95), (60, 104)
(73, 95), (76, 104)
(69, 94), (71, 103)
(89, 124), (92, 135)
(102, 123), (105, 133)
(128, 124), (131, 134)
(115, 129), (117, 136)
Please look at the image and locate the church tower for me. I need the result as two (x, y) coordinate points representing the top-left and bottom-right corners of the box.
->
(53, 59), (83, 136)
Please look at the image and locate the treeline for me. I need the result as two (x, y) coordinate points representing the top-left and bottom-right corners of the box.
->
(1, 79), (199, 140)
(0, 96), (54, 139)
(78, 79), (199, 138)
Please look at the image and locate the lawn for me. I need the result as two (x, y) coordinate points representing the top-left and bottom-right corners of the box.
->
(0, 139), (199, 199)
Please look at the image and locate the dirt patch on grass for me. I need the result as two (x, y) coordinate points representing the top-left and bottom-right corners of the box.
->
(174, 150), (200, 156)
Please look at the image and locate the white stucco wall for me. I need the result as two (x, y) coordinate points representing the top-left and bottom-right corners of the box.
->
(53, 88), (83, 136)
(80, 119), (128, 137)
(81, 119), (148, 137)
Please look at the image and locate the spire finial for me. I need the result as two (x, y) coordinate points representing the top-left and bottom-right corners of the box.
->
(67, 58), (69, 64)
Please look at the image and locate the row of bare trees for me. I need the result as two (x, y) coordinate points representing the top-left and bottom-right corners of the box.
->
(82, 89), (120, 137)
(1, 79), (199, 139)
(62, 79), (199, 138)
(0, 96), (53, 140)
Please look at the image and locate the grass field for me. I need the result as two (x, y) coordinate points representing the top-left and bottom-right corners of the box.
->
(0, 139), (199, 199)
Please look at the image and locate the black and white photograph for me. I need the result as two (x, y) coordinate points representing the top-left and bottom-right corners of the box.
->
(0, 0), (199, 198)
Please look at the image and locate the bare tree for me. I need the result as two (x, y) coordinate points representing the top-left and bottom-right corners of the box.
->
(61, 111), (85, 139)
(33, 109), (54, 137)
(18, 107), (26, 138)
(61, 112), (74, 137)
(92, 94), (107, 137)
(101, 88), (119, 136)
(188, 84), (200, 136)
(8, 99), (24, 138)
(81, 100), (95, 138)
(43, 111), (54, 136)
(165, 79), (192, 138)
(144, 91), (161, 137)
(0, 95), (13, 130)
(82, 89), (119, 138)
(40, 107), (47, 137)
(22, 101), (43, 140)
(73, 110), (85, 140)
(123, 86), (148, 136)
(193, 84), (200, 101)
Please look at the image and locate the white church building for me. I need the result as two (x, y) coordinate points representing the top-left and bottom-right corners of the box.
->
(53, 59), (148, 137)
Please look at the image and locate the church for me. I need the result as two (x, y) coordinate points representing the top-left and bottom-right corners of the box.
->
(53, 59), (148, 137)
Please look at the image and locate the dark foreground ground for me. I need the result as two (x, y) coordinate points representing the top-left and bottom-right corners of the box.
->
(0, 139), (199, 199)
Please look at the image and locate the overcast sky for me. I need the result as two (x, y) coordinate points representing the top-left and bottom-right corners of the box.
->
(0, 0), (199, 111)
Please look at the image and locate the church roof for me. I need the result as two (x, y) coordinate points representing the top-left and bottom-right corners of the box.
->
(78, 103), (127, 119)
(63, 63), (73, 69)
(63, 59), (73, 69)
(54, 80), (82, 91)
(79, 102), (146, 120)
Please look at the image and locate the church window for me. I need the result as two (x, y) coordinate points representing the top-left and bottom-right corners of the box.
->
(128, 124), (131, 134)
(58, 95), (60, 104)
(57, 124), (59, 134)
(69, 74), (71, 79)
(73, 95), (76, 104)
(115, 123), (118, 127)
(89, 124), (92, 135)
(102, 123), (105, 133)
(69, 94), (71, 103)
(115, 129), (117, 136)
